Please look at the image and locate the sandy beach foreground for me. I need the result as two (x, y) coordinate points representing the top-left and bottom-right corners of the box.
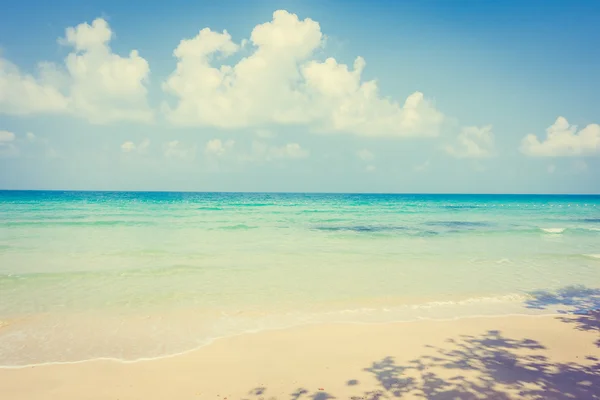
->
(1, 314), (599, 400)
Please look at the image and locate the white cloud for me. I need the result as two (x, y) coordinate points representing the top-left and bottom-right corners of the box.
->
(203, 138), (309, 164)
(205, 138), (235, 156)
(0, 59), (69, 115)
(0, 18), (152, 124)
(0, 130), (16, 143)
(520, 117), (600, 157)
(547, 164), (556, 174)
(164, 140), (196, 160)
(268, 142), (309, 159)
(0, 130), (18, 157)
(446, 125), (494, 159)
(0, 130), (60, 159)
(357, 149), (374, 161)
(162, 10), (444, 137)
(366, 165), (376, 172)
(121, 138), (150, 154)
(61, 19), (152, 124)
(244, 141), (310, 162)
(121, 141), (136, 152)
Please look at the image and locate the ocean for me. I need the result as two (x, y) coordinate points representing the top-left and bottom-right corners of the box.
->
(1, 191), (599, 366)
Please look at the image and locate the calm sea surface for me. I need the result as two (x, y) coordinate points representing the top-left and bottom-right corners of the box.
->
(1, 191), (600, 366)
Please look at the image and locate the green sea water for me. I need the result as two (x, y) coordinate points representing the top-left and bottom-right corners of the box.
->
(1, 191), (600, 366)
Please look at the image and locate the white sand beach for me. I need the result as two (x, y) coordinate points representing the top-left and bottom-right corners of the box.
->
(2, 314), (599, 399)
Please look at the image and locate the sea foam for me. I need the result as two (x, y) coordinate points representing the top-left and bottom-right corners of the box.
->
(541, 228), (565, 234)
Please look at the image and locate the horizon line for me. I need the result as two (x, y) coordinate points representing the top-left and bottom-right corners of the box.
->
(1, 189), (599, 196)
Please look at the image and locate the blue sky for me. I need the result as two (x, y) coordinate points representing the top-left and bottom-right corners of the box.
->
(0, 0), (599, 193)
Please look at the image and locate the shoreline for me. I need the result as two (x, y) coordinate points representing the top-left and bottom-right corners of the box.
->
(1, 313), (599, 399)
(0, 310), (570, 369)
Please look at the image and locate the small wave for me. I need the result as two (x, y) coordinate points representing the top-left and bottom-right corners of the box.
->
(540, 228), (565, 234)
(417, 230), (440, 237)
(313, 218), (346, 223)
(3, 220), (156, 227)
(232, 203), (275, 207)
(0, 292), (550, 367)
(582, 218), (600, 223)
(584, 254), (600, 260)
(0, 263), (212, 282)
(425, 221), (492, 229)
(0, 313), (561, 369)
(217, 224), (259, 230)
(442, 205), (480, 210)
(313, 225), (409, 233)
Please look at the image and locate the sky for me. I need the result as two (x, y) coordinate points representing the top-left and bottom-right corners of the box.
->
(0, 0), (599, 193)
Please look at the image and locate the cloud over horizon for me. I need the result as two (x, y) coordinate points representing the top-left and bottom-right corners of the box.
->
(162, 10), (445, 137)
(446, 125), (495, 159)
(520, 117), (600, 157)
(0, 18), (152, 124)
(0, 4), (598, 193)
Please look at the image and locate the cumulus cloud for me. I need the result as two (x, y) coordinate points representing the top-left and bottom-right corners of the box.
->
(446, 125), (494, 159)
(357, 149), (374, 161)
(0, 59), (69, 115)
(0, 130), (16, 143)
(365, 165), (376, 172)
(238, 141), (310, 163)
(203, 138), (309, 164)
(121, 141), (136, 152)
(0, 129), (18, 157)
(205, 138), (235, 156)
(269, 143), (309, 159)
(162, 10), (444, 137)
(121, 138), (150, 154)
(0, 18), (152, 124)
(1, 130), (57, 159)
(0, 130), (18, 157)
(520, 117), (600, 157)
(61, 18), (152, 124)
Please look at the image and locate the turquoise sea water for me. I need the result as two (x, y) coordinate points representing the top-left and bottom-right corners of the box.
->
(1, 191), (600, 366)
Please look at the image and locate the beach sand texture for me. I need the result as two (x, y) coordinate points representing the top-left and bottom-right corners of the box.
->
(2, 314), (600, 400)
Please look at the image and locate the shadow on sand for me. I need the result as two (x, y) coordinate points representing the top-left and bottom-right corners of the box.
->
(239, 286), (600, 399)
(525, 285), (600, 348)
(525, 285), (600, 314)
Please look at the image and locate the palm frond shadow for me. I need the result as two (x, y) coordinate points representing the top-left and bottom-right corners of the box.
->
(525, 285), (600, 347)
(242, 285), (600, 399)
(243, 329), (600, 399)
